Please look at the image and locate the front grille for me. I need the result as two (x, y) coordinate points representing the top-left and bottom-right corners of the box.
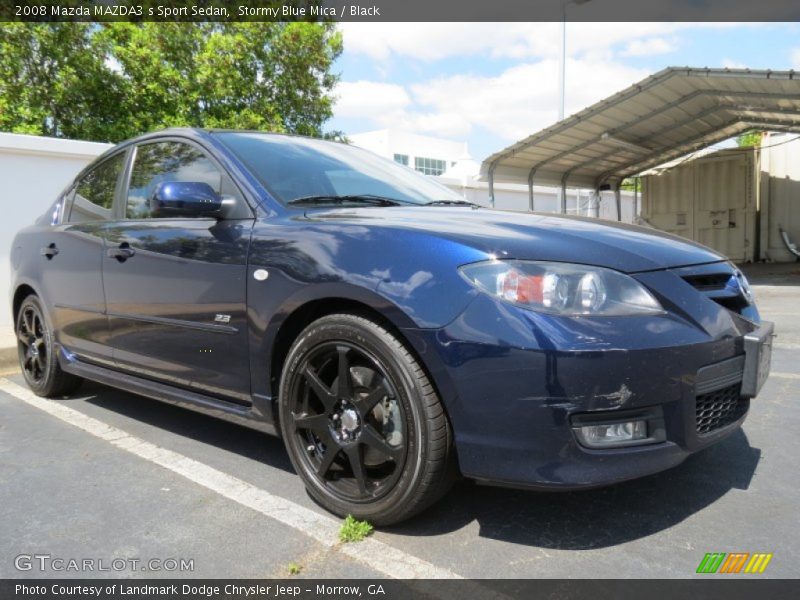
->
(695, 383), (749, 435)
(682, 272), (731, 292)
(681, 271), (748, 314)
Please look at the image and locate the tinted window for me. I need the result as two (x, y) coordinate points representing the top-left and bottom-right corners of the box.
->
(69, 153), (125, 223)
(216, 133), (464, 206)
(127, 142), (234, 219)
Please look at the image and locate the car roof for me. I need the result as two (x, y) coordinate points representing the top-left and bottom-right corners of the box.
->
(131, 127), (343, 146)
(84, 127), (346, 176)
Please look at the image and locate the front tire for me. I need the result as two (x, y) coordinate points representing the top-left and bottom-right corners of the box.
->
(279, 314), (455, 526)
(16, 294), (82, 398)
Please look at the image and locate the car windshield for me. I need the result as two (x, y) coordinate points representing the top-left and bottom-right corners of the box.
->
(215, 132), (466, 206)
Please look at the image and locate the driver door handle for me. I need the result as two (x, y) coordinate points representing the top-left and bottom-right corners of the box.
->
(107, 243), (135, 262)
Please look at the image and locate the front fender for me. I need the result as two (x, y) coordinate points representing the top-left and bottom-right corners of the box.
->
(245, 217), (487, 416)
(246, 270), (428, 402)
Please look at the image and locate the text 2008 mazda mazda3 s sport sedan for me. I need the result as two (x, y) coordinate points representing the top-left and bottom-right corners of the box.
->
(10, 129), (773, 524)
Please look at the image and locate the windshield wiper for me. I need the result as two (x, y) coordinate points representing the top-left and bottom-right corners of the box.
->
(423, 200), (480, 207)
(287, 194), (404, 207)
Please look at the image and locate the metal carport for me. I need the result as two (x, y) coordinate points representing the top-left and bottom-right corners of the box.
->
(481, 67), (800, 218)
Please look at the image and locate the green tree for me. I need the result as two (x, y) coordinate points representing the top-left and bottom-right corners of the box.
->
(736, 130), (763, 148)
(620, 177), (641, 192)
(0, 22), (342, 142)
(0, 24), (127, 140)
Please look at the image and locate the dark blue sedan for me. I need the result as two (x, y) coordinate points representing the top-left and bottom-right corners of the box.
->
(9, 129), (773, 524)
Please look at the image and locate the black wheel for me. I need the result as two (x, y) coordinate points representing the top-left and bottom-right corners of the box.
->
(279, 314), (456, 525)
(16, 294), (82, 398)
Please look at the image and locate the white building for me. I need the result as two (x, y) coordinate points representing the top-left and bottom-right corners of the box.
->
(349, 129), (467, 176)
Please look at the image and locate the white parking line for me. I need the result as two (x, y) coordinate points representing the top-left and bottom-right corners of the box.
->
(774, 342), (800, 351)
(0, 377), (464, 581)
(771, 371), (800, 381)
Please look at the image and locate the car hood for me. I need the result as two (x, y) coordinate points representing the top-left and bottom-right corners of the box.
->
(305, 206), (726, 273)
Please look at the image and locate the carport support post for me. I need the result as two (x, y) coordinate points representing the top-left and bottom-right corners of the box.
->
(614, 185), (622, 222)
(592, 188), (601, 218)
(528, 177), (535, 212)
(488, 166), (496, 208)
(560, 180), (567, 214)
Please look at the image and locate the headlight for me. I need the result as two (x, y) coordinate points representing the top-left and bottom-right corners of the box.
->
(459, 260), (663, 316)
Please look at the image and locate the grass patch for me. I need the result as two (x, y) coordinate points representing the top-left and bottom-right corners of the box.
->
(287, 562), (302, 575)
(338, 515), (374, 543)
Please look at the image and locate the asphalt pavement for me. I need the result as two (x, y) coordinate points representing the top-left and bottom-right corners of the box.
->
(1, 263), (798, 579)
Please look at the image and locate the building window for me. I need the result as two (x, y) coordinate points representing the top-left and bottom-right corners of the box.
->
(393, 153), (409, 166)
(414, 156), (447, 176)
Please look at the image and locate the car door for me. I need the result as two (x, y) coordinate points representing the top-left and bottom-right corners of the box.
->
(102, 139), (255, 403)
(37, 151), (128, 367)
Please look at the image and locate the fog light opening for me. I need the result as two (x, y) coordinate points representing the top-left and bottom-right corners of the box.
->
(575, 419), (648, 448)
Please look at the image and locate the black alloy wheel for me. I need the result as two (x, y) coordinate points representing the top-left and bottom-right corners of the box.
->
(17, 301), (48, 385)
(279, 314), (456, 525)
(15, 295), (82, 398)
(287, 341), (407, 502)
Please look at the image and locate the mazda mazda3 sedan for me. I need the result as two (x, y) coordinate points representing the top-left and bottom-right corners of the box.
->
(10, 129), (773, 524)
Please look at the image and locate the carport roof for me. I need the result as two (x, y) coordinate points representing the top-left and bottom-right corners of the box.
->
(481, 67), (800, 190)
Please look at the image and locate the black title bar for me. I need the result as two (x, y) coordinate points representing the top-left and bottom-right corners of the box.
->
(2, 0), (800, 22)
(3, 579), (800, 600)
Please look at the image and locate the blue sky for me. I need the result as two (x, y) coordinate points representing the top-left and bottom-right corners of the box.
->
(328, 23), (800, 160)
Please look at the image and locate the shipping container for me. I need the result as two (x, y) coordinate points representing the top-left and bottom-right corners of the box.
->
(641, 133), (800, 263)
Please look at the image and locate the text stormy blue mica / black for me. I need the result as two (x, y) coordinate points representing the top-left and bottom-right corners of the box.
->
(9, 128), (773, 524)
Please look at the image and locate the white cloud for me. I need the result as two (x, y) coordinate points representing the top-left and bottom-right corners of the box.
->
(339, 22), (759, 63)
(339, 23), (682, 62)
(334, 80), (471, 138)
(333, 22), (768, 152)
(411, 59), (649, 141)
(334, 81), (410, 120)
(721, 58), (749, 69)
(620, 37), (677, 57)
(339, 23), (520, 61)
(335, 58), (649, 143)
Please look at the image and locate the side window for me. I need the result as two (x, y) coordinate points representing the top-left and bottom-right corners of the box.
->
(69, 153), (125, 223)
(126, 141), (238, 219)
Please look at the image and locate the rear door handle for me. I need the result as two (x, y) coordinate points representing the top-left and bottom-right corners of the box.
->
(107, 244), (135, 262)
(40, 243), (59, 259)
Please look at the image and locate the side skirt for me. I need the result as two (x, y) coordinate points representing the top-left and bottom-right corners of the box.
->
(58, 348), (278, 436)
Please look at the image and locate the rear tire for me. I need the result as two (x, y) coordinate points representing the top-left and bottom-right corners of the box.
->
(16, 294), (83, 398)
(279, 314), (456, 526)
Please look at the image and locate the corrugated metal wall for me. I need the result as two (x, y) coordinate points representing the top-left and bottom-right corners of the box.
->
(760, 133), (800, 262)
(641, 151), (757, 262)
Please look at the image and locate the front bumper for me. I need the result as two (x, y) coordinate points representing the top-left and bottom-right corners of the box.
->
(402, 288), (772, 490)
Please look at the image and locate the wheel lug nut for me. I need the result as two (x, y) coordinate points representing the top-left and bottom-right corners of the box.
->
(332, 414), (339, 421)
(306, 445), (315, 453)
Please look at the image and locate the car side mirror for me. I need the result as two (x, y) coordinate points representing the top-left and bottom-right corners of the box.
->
(150, 181), (223, 218)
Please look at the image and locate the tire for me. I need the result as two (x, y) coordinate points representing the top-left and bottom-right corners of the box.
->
(279, 314), (456, 526)
(16, 294), (83, 398)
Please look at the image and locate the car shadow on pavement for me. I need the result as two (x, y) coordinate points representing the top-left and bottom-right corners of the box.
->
(390, 428), (760, 549)
(75, 379), (760, 550)
(78, 380), (295, 474)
